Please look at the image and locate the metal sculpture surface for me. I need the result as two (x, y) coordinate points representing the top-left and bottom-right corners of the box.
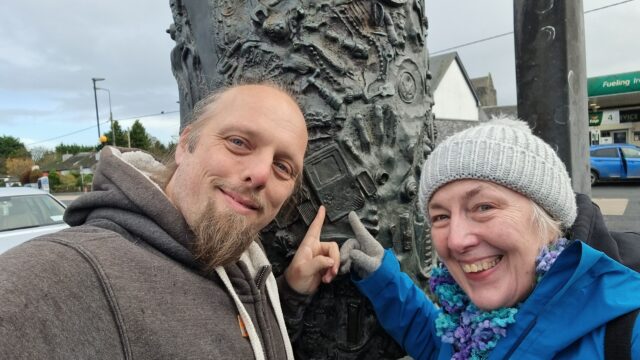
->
(168, 0), (435, 358)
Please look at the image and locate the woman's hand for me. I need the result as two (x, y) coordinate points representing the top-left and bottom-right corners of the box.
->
(339, 211), (385, 278)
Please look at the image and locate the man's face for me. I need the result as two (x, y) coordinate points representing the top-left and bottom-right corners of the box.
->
(167, 85), (308, 264)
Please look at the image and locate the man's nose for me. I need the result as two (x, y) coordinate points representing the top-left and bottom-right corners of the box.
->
(242, 154), (272, 190)
(447, 216), (479, 253)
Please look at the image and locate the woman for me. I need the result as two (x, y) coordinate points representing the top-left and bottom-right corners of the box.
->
(339, 118), (640, 359)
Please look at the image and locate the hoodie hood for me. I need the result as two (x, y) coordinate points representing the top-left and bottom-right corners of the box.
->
(64, 146), (198, 268)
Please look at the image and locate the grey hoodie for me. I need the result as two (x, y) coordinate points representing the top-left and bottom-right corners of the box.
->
(0, 146), (304, 360)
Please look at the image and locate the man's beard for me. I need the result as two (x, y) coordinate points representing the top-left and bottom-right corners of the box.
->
(191, 200), (260, 271)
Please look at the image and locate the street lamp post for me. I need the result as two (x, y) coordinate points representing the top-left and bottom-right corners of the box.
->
(92, 77), (105, 141)
(97, 87), (115, 146)
(79, 166), (85, 192)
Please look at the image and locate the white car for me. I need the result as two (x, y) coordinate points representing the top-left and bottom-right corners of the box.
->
(0, 187), (69, 254)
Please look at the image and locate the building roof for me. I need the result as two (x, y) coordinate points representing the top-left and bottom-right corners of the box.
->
(429, 52), (480, 106)
(39, 152), (99, 172)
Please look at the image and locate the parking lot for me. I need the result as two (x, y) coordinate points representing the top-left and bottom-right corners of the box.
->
(55, 193), (84, 206)
(591, 182), (640, 233)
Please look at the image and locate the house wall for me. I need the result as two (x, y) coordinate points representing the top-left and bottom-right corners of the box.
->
(432, 63), (479, 121)
(434, 119), (481, 145)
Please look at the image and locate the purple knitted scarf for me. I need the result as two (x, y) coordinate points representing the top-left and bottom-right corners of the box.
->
(429, 238), (570, 359)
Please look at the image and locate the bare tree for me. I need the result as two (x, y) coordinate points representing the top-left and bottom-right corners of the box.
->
(29, 146), (50, 162)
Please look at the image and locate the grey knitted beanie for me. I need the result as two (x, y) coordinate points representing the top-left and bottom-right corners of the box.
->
(418, 117), (577, 229)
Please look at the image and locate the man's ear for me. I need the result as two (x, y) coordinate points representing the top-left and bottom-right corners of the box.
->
(175, 126), (192, 165)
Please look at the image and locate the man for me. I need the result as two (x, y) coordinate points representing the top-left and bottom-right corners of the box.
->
(0, 84), (339, 359)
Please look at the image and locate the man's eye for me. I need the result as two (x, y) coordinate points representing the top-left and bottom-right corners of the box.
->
(477, 204), (493, 212)
(431, 214), (449, 223)
(274, 161), (293, 178)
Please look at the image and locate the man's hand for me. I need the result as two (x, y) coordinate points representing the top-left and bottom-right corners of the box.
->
(284, 206), (339, 295)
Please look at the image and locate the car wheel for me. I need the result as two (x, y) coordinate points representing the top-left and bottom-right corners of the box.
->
(590, 170), (598, 186)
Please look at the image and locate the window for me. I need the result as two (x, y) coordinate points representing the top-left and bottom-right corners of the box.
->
(621, 147), (640, 159)
(591, 148), (620, 158)
(613, 131), (627, 144)
(620, 109), (640, 123)
(634, 131), (640, 141)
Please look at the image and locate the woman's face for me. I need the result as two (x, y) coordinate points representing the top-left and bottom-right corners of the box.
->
(428, 180), (553, 310)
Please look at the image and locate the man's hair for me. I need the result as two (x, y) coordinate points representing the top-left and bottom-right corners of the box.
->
(151, 81), (304, 190)
(184, 81), (300, 153)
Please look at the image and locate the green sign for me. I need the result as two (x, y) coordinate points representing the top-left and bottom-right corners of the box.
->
(588, 71), (640, 97)
(589, 111), (602, 126)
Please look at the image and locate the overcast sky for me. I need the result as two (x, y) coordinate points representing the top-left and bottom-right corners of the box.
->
(2, 0), (638, 150)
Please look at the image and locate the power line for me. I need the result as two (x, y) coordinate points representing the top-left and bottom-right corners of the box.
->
(25, 110), (179, 147)
(114, 110), (180, 123)
(25, 124), (101, 146)
(430, 0), (637, 55)
(25, 1), (635, 146)
(431, 32), (513, 56)
(584, 0), (636, 13)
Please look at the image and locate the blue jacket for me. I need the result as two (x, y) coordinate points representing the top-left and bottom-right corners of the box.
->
(354, 242), (640, 359)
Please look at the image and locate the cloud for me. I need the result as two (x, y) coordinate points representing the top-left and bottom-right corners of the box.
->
(1, 0), (180, 148)
(3, 0), (639, 150)
(427, 0), (640, 105)
(584, 2), (640, 77)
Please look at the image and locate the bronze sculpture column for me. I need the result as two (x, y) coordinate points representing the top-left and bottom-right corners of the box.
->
(168, 0), (435, 357)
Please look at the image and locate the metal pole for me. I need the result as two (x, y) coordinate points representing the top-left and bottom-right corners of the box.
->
(98, 88), (115, 146)
(513, 0), (591, 195)
(79, 166), (84, 191)
(91, 77), (105, 141)
(108, 90), (114, 146)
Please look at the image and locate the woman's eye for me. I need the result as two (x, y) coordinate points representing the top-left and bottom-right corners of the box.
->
(229, 137), (246, 147)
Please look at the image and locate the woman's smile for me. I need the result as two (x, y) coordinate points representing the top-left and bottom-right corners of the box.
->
(461, 255), (502, 274)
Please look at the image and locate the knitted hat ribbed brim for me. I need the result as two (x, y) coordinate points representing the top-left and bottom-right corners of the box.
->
(418, 117), (577, 228)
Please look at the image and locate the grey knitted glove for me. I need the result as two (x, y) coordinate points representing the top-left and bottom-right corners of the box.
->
(339, 212), (384, 278)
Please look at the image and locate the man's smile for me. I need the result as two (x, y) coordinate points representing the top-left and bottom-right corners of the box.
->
(219, 188), (261, 214)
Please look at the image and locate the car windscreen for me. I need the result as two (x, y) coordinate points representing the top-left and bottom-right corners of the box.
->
(0, 194), (66, 231)
(591, 148), (619, 158)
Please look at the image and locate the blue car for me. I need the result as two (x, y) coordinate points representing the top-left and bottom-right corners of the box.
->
(590, 143), (640, 185)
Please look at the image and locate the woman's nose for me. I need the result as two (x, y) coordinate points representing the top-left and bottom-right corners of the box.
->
(447, 216), (479, 253)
